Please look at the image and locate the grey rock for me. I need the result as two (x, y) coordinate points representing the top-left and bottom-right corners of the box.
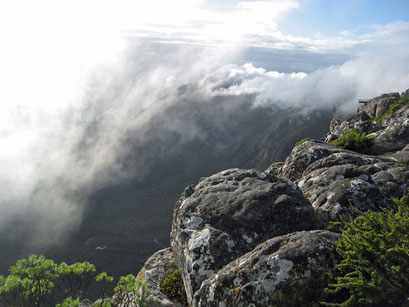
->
(279, 137), (408, 228)
(380, 144), (409, 162)
(193, 230), (339, 307)
(264, 162), (284, 176)
(328, 118), (342, 137)
(298, 162), (386, 228)
(359, 93), (400, 118)
(136, 248), (184, 306)
(371, 104), (409, 154)
(170, 168), (315, 304)
(277, 140), (344, 181)
(370, 161), (409, 200)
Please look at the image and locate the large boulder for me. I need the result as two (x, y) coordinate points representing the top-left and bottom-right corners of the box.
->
(193, 230), (339, 307)
(170, 168), (315, 304)
(136, 248), (184, 306)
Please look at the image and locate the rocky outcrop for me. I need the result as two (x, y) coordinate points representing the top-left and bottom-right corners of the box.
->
(325, 91), (409, 154)
(136, 248), (182, 306)
(371, 104), (409, 154)
(193, 230), (339, 307)
(138, 89), (409, 307)
(170, 169), (315, 304)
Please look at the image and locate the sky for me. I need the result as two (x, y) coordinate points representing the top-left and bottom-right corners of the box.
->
(0, 0), (408, 243)
(280, 0), (409, 38)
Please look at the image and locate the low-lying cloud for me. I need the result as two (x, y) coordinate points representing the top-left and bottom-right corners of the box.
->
(204, 48), (409, 113)
(1, 9), (409, 247)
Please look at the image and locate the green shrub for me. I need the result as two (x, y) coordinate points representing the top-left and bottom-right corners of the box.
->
(295, 138), (310, 147)
(160, 269), (187, 305)
(323, 192), (409, 306)
(56, 296), (80, 307)
(330, 129), (375, 153)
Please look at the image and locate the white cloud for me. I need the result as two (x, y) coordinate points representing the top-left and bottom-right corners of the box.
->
(202, 48), (409, 113)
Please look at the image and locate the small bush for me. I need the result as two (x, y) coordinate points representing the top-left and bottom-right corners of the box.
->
(323, 192), (409, 306)
(160, 269), (187, 305)
(330, 129), (375, 153)
(295, 138), (310, 147)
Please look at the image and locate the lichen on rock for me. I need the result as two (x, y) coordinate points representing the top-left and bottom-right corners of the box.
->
(170, 168), (315, 304)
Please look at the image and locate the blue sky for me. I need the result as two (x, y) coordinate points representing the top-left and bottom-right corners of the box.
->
(280, 0), (409, 37)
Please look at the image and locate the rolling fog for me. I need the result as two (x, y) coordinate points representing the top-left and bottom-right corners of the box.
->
(1, 1), (409, 275)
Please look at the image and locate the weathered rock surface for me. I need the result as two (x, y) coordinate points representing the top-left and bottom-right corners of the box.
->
(381, 144), (409, 162)
(136, 248), (183, 306)
(277, 140), (344, 181)
(193, 230), (339, 307)
(371, 104), (409, 154)
(171, 168), (315, 304)
(278, 139), (409, 227)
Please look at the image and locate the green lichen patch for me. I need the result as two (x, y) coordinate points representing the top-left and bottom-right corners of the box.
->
(295, 138), (310, 147)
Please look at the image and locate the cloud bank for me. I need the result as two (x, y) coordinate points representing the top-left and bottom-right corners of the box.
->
(204, 49), (409, 113)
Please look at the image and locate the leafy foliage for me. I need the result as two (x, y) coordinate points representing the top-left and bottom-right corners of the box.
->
(0, 255), (58, 306)
(323, 192), (409, 306)
(113, 275), (153, 307)
(330, 129), (375, 153)
(56, 261), (96, 300)
(56, 296), (80, 307)
(160, 269), (187, 305)
(0, 256), (152, 307)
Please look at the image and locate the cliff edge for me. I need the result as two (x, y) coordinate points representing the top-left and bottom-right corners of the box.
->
(137, 89), (409, 306)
